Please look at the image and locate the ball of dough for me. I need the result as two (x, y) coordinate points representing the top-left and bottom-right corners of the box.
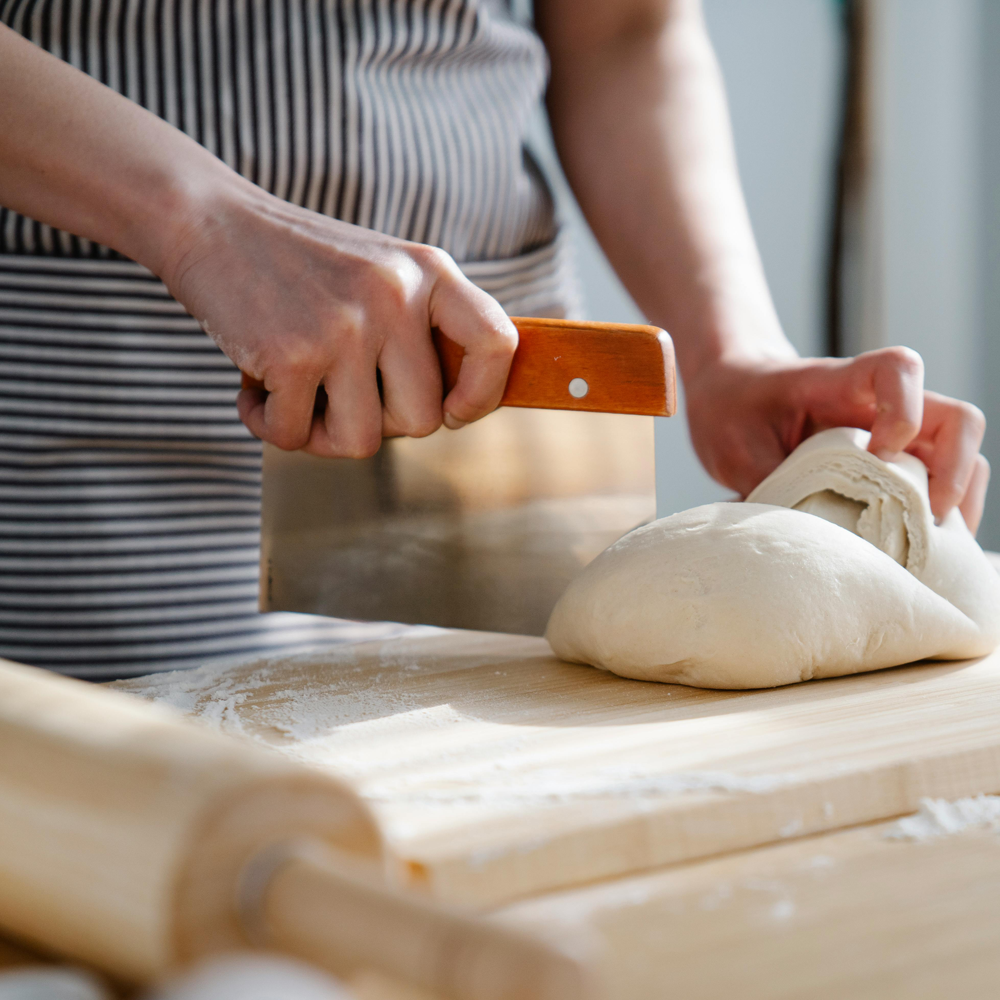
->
(546, 429), (1000, 689)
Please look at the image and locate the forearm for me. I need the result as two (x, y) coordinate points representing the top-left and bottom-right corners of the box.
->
(538, 0), (795, 381)
(0, 23), (234, 276)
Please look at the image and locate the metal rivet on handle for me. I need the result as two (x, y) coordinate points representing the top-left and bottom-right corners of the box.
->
(568, 378), (589, 399)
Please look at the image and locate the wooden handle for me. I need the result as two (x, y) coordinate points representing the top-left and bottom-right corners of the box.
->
(439, 317), (675, 416)
(241, 317), (676, 418)
(0, 657), (381, 984)
(252, 842), (602, 1000)
(0, 657), (601, 998)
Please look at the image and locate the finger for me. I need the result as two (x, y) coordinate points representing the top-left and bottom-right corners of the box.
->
(859, 347), (924, 460)
(378, 324), (444, 439)
(427, 259), (517, 427)
(305, 351), (384, 458)
(236, 385), (267, 439)
(236, 379), (316, 451)
(784, 349), (922, 452)
(959, 454), (990, 535)
(912, 391), (987, 522)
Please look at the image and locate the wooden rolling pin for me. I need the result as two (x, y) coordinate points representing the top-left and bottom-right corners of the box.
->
(242, 317), (678, 417)
(0, 658), (599, 999)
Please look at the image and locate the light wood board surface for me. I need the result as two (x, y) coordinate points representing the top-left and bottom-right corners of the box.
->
(497, 809), (1000, 1000)
(7, 810), (1000, 1000)
(114, 629), (1000, 908)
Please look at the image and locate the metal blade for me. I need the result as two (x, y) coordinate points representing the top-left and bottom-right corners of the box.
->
(259, 408), (654, 635)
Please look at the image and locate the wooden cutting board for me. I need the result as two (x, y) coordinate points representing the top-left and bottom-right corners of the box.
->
(114, 630), (1000, 907)
(497, 807), (1000, 1000)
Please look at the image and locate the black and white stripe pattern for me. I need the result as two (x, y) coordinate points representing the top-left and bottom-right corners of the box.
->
(0, 255), (412, 677)
(0, 0), (561, 266)
(0, 1), (578, 677)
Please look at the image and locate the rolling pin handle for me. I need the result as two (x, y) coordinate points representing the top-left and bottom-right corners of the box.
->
(238, 840), (603, 1000)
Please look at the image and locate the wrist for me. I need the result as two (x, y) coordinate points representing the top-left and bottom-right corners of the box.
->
(115, 145), (250, 284)
(674, 302), (799, 388)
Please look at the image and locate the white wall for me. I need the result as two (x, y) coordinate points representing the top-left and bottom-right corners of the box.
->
(841, 0), (997, 545)
(705, 0), (843, 359)
(531, 0), (844, 517)
(848, 0), (983, 406)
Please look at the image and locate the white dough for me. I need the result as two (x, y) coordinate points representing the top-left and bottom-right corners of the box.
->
(545, 428), (1000, 689)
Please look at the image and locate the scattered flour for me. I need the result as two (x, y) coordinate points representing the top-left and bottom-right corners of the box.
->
(779, 817), (804, 838)
(805, 854), (836, 870)
(883, 795), (1000, 842)
(361, 767), (798, 806)
(115, 653), (801, 810)
(698, 883), (734, 911)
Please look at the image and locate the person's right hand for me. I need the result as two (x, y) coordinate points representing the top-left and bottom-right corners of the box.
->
(158, 180), (518, 458)
(684, 347), (991, 533)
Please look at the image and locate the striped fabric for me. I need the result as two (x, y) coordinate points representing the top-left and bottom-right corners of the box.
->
(0, 0), (579, 677)
(0, 0), (560, 264)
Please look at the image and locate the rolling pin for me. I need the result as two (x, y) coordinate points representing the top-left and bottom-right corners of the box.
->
(241, 317), (678, 417)
(0, 658), (599, 999)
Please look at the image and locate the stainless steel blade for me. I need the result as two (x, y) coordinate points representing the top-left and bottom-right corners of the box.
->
(259, 407), (655, 635)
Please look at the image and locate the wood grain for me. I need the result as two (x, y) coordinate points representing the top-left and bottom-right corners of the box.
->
(498, 814), (1000, 1000)
(264, 843), (599, 1000)
(115, 630), (1000, 908)
(434, 318), (675, 416)
(0, 658), (596, 999)
(242, 317), (676, 418)
(0, 656), (380, 982)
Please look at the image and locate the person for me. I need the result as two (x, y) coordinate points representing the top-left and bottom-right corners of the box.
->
(0, 0), (988, 679)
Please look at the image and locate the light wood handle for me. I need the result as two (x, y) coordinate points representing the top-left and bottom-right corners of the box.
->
(252, 842), (602, 1000)
(0, 658), (381, 983)
(0, 659), (599, 998)
(241, 317), (676, 418)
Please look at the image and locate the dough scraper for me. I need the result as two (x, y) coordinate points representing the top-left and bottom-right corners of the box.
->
(249, 317), (675, 634)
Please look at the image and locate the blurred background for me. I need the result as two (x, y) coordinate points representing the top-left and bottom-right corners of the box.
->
(530, 0), (1000, 547)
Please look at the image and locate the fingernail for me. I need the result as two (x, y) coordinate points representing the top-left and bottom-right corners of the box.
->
(874, 448), (902, 464)
(443, 413), (467, 430)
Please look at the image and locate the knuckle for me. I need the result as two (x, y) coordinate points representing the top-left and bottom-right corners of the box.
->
(271, 360), (322, 393)
(274, 360), (310, 386)
(335, 428), (382, 459)
(884, 345), (924, 377)
(335, 306), (367, 345)
(272, 335), (318, 373)
(893, 412), (921, 436)
(401, 411), (443, 439)
(268, 426), (310, 452)
(481, 320), (518, 358)
(960, 401), (987, 434)
(370, 260), (412, 311)
(414, 244), (455, 274)
(945, 480), (967, 504)
(347, 440), (381, 459)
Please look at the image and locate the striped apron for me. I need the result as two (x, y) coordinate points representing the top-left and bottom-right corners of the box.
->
(0, 0), (578, 678)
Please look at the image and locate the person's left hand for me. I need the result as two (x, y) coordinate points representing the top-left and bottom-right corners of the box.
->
(684, 347), (990, 533)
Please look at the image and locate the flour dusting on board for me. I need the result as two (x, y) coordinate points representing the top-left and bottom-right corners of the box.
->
(114, 646), (801, 814)
(360, 766), (798, 806)
(884, 795), (1000, 841)
(117, 647), (430, 742)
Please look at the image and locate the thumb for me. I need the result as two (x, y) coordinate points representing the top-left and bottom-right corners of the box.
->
(428, 264), (517, 427)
